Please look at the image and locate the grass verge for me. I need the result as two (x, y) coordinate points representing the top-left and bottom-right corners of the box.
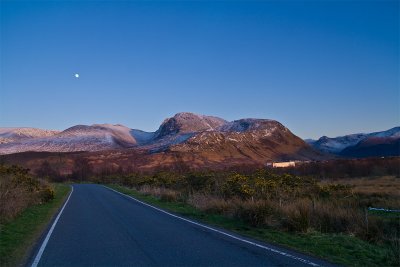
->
(107, 184), (394, 267)
(0, 184), (71, 267)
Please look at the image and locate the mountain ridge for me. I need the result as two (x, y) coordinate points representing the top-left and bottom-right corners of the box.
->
(306, 127), (400, 157)
(2, 113), (397, 161)
(0, 112), (322, 162)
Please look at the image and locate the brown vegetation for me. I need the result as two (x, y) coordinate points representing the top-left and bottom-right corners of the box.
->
(0, 165), (54, 224)
(1, 150), (399, 180)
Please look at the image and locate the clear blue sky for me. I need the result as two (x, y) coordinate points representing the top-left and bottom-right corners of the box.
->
(1, 0), (398, 139)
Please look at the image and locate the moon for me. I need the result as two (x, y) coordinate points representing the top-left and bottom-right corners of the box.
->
(74, 73), (80, 78)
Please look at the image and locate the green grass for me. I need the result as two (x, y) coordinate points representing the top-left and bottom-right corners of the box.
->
(0, 184), (71, 267)
(107, 184), (395, 267)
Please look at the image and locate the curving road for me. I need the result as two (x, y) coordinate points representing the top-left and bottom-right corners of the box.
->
(30, 184), (335, 267)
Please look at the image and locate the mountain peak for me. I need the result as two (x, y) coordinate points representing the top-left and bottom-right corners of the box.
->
(155, 112), (227, 138)
(318, 136), (329, 141)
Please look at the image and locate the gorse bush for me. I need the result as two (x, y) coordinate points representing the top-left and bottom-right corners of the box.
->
(0, 165), (55, 223)
(222, 173), (255, 199)
(39, 185), (56, 202)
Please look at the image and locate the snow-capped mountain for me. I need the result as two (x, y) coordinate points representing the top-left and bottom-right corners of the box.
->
(306, 134), (367, 154)
(171, 119), (321, 162)
(0, 128), (60, 144)
(139, 112), (229, 152)
(0, 112), (322, 162)
(154, 112), (227, 139)
(0, 124), (137, 154)
(60, 124), (138, 147)
(306, 127), (400, 156)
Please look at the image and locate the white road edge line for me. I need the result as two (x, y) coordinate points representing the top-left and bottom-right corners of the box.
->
(104, 186), (321, 267)
(31, 185), (74, 267)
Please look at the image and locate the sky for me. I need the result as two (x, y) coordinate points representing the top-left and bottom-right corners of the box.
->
(0, 0), (399, 139)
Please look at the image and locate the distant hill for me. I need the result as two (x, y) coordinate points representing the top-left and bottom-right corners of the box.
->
(340, 136), (400, 158)
(306, 127), (400, 158)
(0, 128), (60, 144)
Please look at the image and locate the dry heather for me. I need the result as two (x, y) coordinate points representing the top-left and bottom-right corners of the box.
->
(320, 176), (400, 209)
(320, 176), (400, 195)
(139, 185), (181, 202)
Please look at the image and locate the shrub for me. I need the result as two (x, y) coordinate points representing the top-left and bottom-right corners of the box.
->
(0, 174), (33, 223)
(222, 173), (254, 199)
(313, 202), (362, 234)
(39, 185), (55, 203)
(188, 194), (231, 214)
(233, 200), (276, 227)
(0, 165), (55, 223)
(280, 199), (312, 232)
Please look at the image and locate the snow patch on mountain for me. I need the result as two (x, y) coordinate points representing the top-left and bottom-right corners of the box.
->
(218, 119), (285, 135)
(0, 128), (60, 145)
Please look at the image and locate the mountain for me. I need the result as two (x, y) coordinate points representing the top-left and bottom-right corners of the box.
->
(139, 112), (228, 152)
(306, 127), (400, 157)
(0, 124), (137, 154)
(0, 113), (323, 167)
(0, 128), (60, 144)
(340, 136), (400, 158)
(154, 112), (227, 139)
(306, 134), (367, 154)
(171, 119), (321, 162)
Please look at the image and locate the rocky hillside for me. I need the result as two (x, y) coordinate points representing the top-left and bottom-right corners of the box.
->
(171, 119), (321, 162)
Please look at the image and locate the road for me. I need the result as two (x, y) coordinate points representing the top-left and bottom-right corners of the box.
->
(30, 184), (335, 267)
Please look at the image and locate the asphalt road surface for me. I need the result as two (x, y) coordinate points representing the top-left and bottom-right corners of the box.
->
(31, 184), (336, 267)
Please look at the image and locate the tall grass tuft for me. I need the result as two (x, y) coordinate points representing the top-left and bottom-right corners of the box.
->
(139, 185), (181, 202)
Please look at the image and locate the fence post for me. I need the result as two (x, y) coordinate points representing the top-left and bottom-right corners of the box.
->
(364, 207), (369, 235)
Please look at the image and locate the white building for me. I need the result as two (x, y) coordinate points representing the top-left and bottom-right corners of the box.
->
(272, 161), (296, 168)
